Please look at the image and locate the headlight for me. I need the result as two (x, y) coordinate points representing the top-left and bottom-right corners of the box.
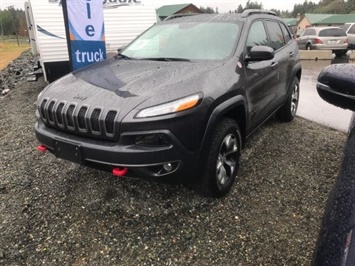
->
(136, 94), (201, 118)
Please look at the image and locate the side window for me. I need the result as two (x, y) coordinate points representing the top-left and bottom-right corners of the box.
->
(246, 21), (268, 54)
(304, 29), (316, 36)
(349, 25), (355, 34)
(280, 23), (291, 43)
(265, 21), (286, 51)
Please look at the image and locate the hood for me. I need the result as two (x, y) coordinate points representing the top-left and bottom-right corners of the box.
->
(40, 57), (224, 119)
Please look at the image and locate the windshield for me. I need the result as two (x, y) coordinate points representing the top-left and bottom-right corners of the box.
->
(340, 24), (351, 32)
(121, 21), (240, 61)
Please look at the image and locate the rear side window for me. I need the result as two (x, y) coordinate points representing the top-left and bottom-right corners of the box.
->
(304, 29), (316, 36)
(280, 23), (292, 43)
(319, 28), (347, 37)
(265, 21), (285, 51)
(349, 25), (355, 34)
(246, 21), (268, 53)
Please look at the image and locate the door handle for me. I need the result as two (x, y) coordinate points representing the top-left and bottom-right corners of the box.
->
(271, 62), (279, 69)
(290, 52), (295, 57)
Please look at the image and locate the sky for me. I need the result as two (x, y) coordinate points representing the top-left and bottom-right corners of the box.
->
(0, 0), (321, 13)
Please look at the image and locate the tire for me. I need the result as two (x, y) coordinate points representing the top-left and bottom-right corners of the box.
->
(276, 77), (300, 122)
(334, 50), (347, 58)
(306, 43), (312, 50)
(197, 118), (242, 198)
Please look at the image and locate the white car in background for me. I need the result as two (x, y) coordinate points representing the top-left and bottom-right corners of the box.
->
(297, 26), (348, 57)
(340, 23), (355, 49)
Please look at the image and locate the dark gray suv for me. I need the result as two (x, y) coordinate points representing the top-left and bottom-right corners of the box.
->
(35, 10), (302, 197)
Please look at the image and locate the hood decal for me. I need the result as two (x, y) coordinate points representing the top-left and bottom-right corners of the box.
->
(80, 67), (137, 98)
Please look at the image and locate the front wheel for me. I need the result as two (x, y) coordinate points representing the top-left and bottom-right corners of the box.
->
(197, 118), (242, 198)
(276, 77), (300, 122)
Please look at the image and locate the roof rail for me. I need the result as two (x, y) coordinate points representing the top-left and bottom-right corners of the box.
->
(164, 13), (202, 21)
(241, 9), (277, 18)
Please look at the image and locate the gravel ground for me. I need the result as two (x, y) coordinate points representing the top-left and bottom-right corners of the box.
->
(0, 52), (348, 265)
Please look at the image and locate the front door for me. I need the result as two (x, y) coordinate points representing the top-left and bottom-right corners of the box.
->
(243, 20), (279, 130)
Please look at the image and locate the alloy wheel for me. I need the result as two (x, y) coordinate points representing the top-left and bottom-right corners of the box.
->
(216, 134), (238, 187)
(291, 82), (299, 116)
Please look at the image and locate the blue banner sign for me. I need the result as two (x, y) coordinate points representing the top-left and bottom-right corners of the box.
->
(62, 0), (106, 71)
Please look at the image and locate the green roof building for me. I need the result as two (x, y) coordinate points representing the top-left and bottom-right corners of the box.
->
(283, 18), (298, 26)
(156, 4), (202, 21)
(296, 13), (355, 34)
(318, 14), (355, 24)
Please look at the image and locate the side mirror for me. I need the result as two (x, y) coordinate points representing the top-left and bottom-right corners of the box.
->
(245, 46), (274, 62)
(317, 64), (355, 112)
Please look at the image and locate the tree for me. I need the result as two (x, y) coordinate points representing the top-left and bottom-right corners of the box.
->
(0, 10), (13, 35)
(0, 8), (27, 37)
(244, 0), (263, 10)
(199, 6), (217, 14)
(291, 0), (317, 17)
(270, 9), (281, 16)
(236, 4), (244, 13)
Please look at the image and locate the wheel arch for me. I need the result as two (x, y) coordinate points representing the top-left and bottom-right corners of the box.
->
(287, 64), (302, 96)
(201, 95), (247, 152)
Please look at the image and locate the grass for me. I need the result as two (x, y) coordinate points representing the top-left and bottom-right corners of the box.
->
(0, 41), (31, 70)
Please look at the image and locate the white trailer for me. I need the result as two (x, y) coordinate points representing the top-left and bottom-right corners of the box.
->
(24, 0), (157, 82)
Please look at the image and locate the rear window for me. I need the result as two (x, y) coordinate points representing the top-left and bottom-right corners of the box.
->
(319, 28), (347, 37)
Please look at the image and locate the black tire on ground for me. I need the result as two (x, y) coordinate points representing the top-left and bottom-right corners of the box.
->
(334, 50), (348, 58)
(197, 118), (242, 198)
(276, 77), (300, 122)
(306, 43), (312, 50)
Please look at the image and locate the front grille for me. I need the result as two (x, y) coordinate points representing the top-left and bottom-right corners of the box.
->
(56, 103), (65, 126)
(91, 109), (101, 132)
(47, 101), (55, 123)
(106, 111), (117, 134)
(78, 107), (88, 130)
(40, 99), (48, 120)
(66, 105), (75, 128)
(39, 99), (119, 140)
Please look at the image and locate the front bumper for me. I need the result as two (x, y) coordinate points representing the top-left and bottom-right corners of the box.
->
(35, 120), (200, 183)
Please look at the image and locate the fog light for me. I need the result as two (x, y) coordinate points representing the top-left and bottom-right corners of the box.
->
(163, 163), (172, 172)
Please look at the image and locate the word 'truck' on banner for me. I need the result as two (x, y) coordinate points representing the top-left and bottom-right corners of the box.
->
(62, 0), (106, 71)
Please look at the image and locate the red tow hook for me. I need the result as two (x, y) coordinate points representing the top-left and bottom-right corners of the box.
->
(112, 167), (128, 177)
(37, 145), (47, 153)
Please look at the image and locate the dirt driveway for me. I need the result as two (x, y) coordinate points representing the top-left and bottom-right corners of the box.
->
(0, 66), (347, 265)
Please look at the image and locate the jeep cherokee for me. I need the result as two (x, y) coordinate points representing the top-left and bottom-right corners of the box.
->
(35, 10), (302, 197)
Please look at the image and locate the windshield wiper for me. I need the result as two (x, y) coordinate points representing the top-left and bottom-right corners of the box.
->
(142, 57), (191, 62)
(118, 53), (133, 60)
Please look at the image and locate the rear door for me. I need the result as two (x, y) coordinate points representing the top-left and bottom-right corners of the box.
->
(264, 20), (296, 105)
